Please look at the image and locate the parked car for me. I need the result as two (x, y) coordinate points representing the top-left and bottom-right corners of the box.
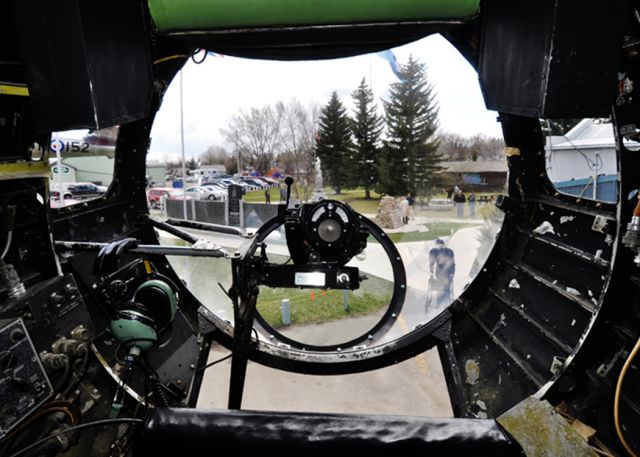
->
(206, 180), (228, 189)
(202, 180), (247, 195)
(201, 174), (231, 185)
(185, 186), (226, 201)
(240, 177), (268, 190)
(203, 182), (228, 194)
(51, 182), (106, 200)
(206, 181), (227, 189)
(167, 189), (197, 201)
(220, 178), (250, 189)
(252, 176), (277, 188)
(147, 187), (172, 209)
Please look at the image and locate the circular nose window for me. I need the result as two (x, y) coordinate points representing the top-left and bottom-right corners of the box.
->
(152, 33), (505, 372)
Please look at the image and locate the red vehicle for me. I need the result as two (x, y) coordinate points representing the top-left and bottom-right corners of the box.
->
(147, 187), (172, 209)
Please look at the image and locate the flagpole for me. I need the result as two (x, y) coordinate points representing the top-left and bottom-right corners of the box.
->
(54, 133), (64, 207)
(180, 69), (187, 220)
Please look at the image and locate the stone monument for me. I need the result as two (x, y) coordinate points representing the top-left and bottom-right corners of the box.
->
(375, 196), (403, 229)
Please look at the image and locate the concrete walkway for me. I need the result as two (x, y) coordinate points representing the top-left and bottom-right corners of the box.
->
(197, 343), (453, 417)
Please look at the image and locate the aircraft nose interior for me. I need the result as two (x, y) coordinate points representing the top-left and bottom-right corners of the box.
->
(1, 0), (639, 456)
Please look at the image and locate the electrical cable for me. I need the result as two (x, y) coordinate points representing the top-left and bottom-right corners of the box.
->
(198, 353), (232, 372)
(52, 358), (71, 394)
(590, 444), (615, 457)
(7, 418), (143, 457)
(191, 48), (207, 64)
(634, 0), (640, 27)
(547, 119), (604, 171)
(149, 379), (172, 407)
(591, 437), (615, 457)
(112, 337), (173, 410)
(0, 403), (79, 441)
(0, 402), (79, 457)
(1, 231), (12, 260)
(152, 54), (188, 65)
(135, 353), (174, 408)
(114, 338), (159, 365)
(61, 347), (90, 398)
(613, 337), (640, 457)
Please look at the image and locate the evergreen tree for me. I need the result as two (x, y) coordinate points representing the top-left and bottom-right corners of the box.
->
(380, 55), (442, 196)
(315, 91), (352, 194)
(350, 78), (383, 199)
(186, 157), (198, 170)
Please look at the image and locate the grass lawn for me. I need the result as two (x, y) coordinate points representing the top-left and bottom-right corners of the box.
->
(243, 187), (382, 213)
(243, 182), (312, 203)
(244, 187), (501, 220)
(244, 189), (276, 203)
(373, 222), (473, 243)
(163, 238), (393, 330)
(322, 188), (382, 214)
(256, 272), (392, 329)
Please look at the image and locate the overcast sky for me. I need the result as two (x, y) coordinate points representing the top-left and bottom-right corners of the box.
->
(148, 33), (502, 163)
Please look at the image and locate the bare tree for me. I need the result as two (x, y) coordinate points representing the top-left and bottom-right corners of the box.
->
(279, 99), (319, 199)
(438, 132), (504, 161)
(437, 132), (470, 161)
(221, 105), (283, 174)
(224, 156), (238, 175)
(199, 145), (229, 165)
(163, 158), (182, 176)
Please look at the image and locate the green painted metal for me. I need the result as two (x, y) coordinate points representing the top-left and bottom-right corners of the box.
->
(135, 279), (178, 320)
(110, 318), (157, 350)
(109, 280), (176, 351)
(148, 0), (479, 32)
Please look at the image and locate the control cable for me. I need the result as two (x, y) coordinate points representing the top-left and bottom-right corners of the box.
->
(8, 418), (143, 457)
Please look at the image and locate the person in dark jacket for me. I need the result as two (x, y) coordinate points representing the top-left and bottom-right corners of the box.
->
(406, 192), (415, 221)
(427, 238), (456, 310)
(468, 192), (476, 217)
(453, 189), (466, 218)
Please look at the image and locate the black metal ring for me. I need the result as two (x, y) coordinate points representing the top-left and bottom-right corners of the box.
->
(250, 212), (406, 351)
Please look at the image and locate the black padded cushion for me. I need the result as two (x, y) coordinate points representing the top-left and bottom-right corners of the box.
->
(134, 407), (525, 456)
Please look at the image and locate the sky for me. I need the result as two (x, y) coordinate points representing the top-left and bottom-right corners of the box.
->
(146, 33), (503, 163)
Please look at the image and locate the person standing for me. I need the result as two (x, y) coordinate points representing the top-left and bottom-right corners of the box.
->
(406, 192), (416, 221)
(453, 189), (466, 218)
(468, 192), (476, 218)
(427, 238), (456, 310)
(398, 196), (410, 224)
(279, 185), (287, 202)
(265, 188), (271, 204)
(446, 186), (454, 200)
